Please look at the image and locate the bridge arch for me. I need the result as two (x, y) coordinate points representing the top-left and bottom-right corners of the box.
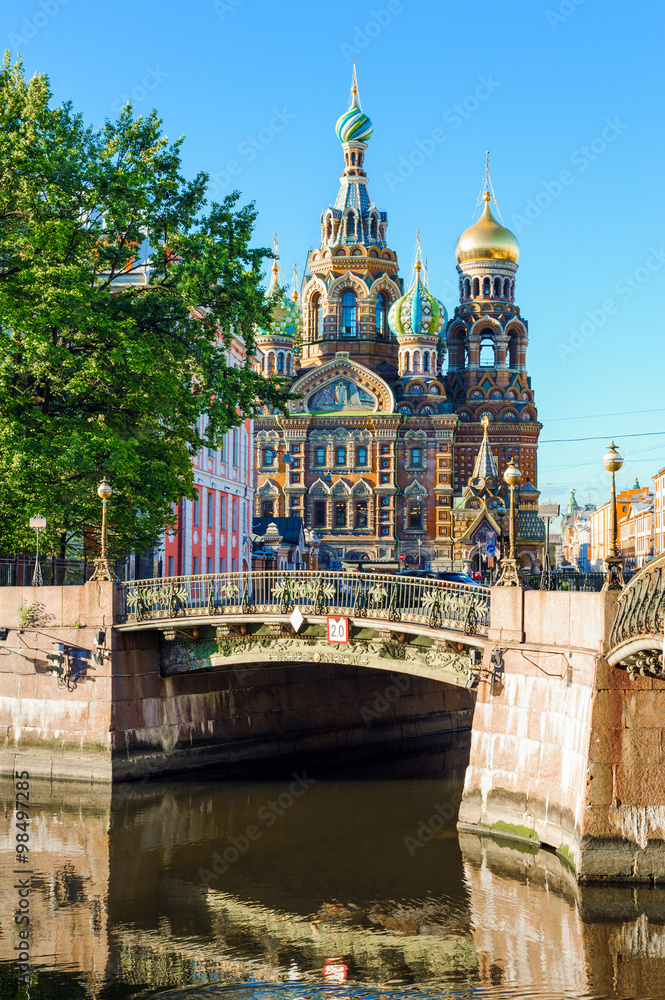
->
(118, 570), (489, 686)
(607, 552), (664, 678)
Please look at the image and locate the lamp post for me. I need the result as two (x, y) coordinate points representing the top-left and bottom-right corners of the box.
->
(602, 440), (624, 591)
(89, 479), (119, 582)
(29, 515), (47, 586)
(496, 459), (523, 587)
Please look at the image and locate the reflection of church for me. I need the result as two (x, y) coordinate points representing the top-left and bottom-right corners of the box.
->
(254, 70), (543, 572)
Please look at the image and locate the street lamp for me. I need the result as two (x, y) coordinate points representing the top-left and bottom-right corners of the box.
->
(602, 440), (624, 591)
(415, 533), (424, 569)
(28, 515), (47, 587)
(89, 479), (119, 583)
(496, 459), (523, 587)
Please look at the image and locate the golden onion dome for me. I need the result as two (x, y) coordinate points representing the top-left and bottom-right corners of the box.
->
(455, 191), (519, 265)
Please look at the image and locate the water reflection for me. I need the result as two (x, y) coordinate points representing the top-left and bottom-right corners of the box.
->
(1, 739), (665, 999)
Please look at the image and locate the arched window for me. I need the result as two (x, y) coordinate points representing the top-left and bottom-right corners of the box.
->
(356, 502), (368, 528)
(413, 351), (421, 373)
(511, 279), (515, 299)
(335, 502), (347, 527)
(326, 218), (332, 241)
(472, 277), (480, 297)
(371, 216), (378, 240)
(375, 292), (387, 338)
(483, 277), (491, 297)
(494, 277), (501, 297)
(341, 290), (357, 337)
(313, 501), (326, 527)
(286, 354), (292, 375)
(405, 351), (410, 372)
(351, 151), (356, 165)
(268, 352), (275, 374)
(277, 352), (284, 373)
(310, 293), (323, 340)
(423, 352), (429, 372)
(347, 213), (355, 237)
(408, 499), (423, 529)
(262, 500), (274, 518)
(479, 332), (495, 367)
(504, 277), (511, 299)
(464, 278), (471, 299)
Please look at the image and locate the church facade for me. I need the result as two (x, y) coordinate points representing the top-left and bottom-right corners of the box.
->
(254, 74), (543, 573)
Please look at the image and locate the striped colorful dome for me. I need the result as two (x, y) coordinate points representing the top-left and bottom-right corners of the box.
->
(388, 264), (446, 339)
(335, 77), (373, 144)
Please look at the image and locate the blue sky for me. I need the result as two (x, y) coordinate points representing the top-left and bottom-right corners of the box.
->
(3, 0), (663, 512)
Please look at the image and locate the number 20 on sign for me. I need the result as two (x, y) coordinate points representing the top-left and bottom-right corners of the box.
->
(327, 617), (349, 644)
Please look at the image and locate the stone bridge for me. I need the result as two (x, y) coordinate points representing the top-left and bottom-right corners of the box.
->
(116, 569), (490, 687)
(0, 557), (663, 883)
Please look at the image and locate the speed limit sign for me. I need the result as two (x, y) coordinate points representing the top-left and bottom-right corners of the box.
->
(327, 617), (349, 644)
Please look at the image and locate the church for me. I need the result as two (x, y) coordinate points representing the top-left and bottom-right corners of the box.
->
(253, 71), (543, 574)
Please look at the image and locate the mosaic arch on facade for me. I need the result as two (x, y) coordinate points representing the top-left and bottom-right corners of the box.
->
(287, 357), (395, 416)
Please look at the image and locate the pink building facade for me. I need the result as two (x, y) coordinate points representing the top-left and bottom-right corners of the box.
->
(160, 334), (255, 577)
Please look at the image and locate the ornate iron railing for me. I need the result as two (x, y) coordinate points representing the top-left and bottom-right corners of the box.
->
(609, 553), (665, 652)
(522, 571), (610, 592)
(119, 570), (490, 637)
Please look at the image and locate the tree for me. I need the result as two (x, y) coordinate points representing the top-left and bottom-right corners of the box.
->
(0, 54), (288, 559)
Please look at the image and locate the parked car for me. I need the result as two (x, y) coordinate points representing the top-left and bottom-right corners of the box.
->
(396, 569), (437, 579)
(434, 571), (480, 586)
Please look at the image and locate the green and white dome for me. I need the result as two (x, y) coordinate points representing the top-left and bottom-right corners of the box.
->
(388, 262), (446, 339)
(335, 69), (373, 143)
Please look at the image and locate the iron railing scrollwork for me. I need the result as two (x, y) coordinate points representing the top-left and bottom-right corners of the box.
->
(610, 553), (665, 651)
(119, 570), (490, 637)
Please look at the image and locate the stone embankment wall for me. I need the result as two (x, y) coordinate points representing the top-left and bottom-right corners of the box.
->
(458, 587), (665, 881)
(0, 583), (117, 781)
(0, 583), (474, 782)
(460, 831), (665, 996)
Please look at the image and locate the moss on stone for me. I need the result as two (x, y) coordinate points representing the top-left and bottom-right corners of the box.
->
(491, 820), (539, 842)
(491, 833), (540, 855)
(556, 843), (577, 873)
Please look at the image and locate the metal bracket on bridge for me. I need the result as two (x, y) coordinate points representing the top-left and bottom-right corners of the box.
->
(466, 647), (504, 694)
(161, 626), (201, 643)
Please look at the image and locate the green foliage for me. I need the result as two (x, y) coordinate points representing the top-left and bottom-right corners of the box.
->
(16, 600), (37, 628)
(0, 54), (288, 557)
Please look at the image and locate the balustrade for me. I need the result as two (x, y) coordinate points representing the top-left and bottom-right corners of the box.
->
(120, 570), (490, 637)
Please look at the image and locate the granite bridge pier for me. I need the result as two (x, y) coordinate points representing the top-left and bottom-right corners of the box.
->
(0, 558), (663, 882)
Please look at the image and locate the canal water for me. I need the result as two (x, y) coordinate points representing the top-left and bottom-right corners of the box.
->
(2, 735), (665, 1000)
